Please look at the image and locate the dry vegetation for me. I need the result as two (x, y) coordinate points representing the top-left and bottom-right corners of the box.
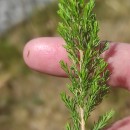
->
(0, 1), (130, 130)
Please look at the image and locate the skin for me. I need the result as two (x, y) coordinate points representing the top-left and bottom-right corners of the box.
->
(23, 37), (130, 130)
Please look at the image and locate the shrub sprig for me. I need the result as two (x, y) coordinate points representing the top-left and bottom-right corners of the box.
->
(58, 0), (114, 130)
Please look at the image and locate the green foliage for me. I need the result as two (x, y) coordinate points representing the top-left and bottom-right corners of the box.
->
(92, 110), (114, 130)
(0, 39), (20, 70)
(58, 0), (114, 130)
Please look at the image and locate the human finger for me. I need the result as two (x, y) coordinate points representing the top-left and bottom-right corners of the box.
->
(23, 37), (70, 76)
(105, 116), (130, 130)
(101, 42), (130, 90)
(23, 37), (130, 90)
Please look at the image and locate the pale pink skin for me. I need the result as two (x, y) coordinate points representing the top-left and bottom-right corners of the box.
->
(23, 37), (69, 76)
(23, 37), (130, 130)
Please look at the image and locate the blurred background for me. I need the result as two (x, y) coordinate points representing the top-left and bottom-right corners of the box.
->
(0, 0), (130, 130)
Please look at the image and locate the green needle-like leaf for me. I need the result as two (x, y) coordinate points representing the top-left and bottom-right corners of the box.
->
(58, 0), (114, 130)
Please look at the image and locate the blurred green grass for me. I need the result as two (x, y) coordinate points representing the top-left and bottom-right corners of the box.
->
(0, 1), (130, 130)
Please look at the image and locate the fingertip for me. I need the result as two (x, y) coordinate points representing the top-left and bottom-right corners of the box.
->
(23, 37), (69, 76)
(23, 38), (42, 70)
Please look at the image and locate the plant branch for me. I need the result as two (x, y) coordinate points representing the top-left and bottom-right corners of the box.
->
(79, 49), (85, 130)
(58, 0), (114, 130)
(80, 107), (85, 130)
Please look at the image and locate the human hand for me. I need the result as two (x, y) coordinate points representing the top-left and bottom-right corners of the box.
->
(23, 37), (130, 130)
